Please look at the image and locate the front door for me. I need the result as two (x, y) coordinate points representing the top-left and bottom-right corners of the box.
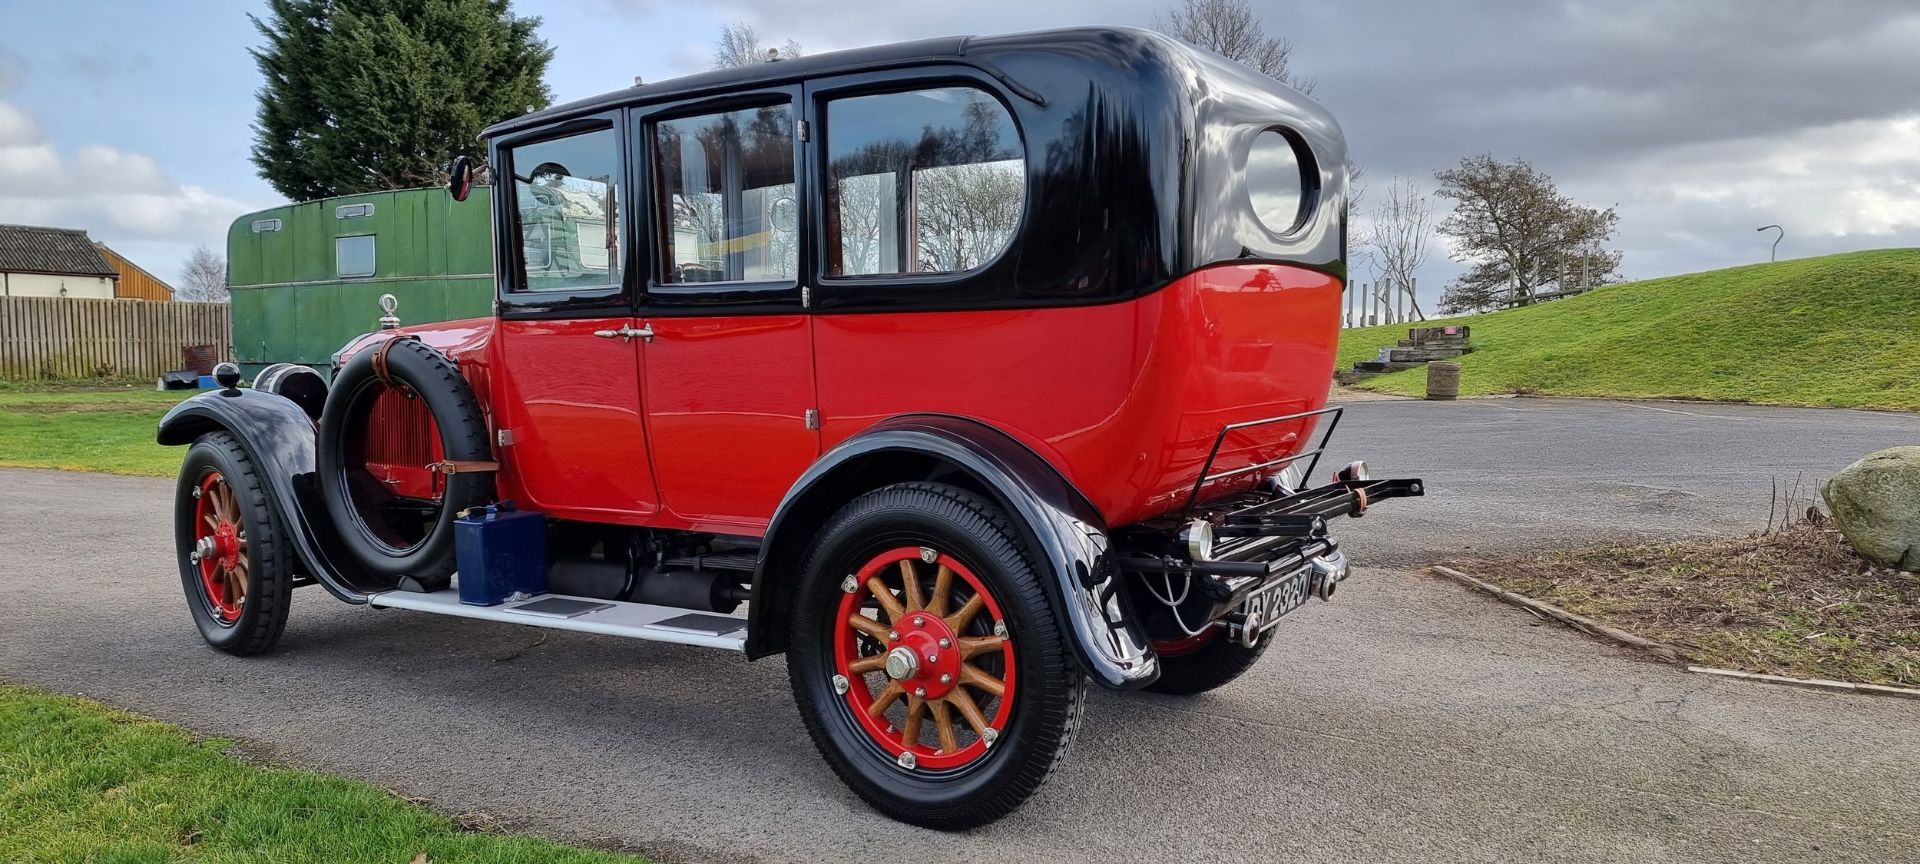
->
(633, 88), (819, 533)
(491, 114), (663, 523)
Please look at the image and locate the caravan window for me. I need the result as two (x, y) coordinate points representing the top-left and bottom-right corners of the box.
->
(336, 235), (375, 278)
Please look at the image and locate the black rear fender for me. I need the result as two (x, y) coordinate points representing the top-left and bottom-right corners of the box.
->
(751, 415), (1160, 689)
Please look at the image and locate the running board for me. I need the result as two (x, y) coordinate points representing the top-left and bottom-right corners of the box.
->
(365, 588), (749, 651)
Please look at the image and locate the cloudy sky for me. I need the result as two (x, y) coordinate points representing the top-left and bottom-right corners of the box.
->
(3, 0), (1917, 308)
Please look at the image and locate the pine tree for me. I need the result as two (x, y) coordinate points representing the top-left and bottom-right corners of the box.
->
(249, 0), (554, 201)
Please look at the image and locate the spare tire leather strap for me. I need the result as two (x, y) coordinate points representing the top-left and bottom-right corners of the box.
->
(370, 335), (419, 390)
(427, 460), (500, 475)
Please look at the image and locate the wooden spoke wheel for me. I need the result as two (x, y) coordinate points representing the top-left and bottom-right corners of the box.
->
(191, 471), (250, 624)
(834, 546), (1016, 772)
(788, 482), (1085, 830)
(174, 431), (293, 656)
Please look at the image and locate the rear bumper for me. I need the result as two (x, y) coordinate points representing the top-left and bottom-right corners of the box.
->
(1116, 474), (1421, 615)
(1111, 442), (1424, 656)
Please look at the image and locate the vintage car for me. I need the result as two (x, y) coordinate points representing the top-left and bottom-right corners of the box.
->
(160, 26), (1421, 828)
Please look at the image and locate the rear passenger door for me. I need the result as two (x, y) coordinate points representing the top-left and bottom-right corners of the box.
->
(632, 86), (820, 534)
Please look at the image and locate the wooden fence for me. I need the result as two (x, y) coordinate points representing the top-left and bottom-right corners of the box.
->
(1345, 279), (1426, 328)
(0, 296), (229, 380)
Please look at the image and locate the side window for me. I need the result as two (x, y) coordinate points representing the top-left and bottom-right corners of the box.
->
(506, 126), (621, 292)
(654, 104), (797, 284)
(823, 86), (1023, 277)
(336, 235), (375, 278)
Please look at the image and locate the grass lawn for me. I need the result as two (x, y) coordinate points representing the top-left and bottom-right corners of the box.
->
(0, 685), (644, 864)
(0, 383), (185, 477)
(1442, 523), (1920, 687)
(1338, 249), (1920, 412)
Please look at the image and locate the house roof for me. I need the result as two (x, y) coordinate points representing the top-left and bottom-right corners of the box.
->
(0, 224), (118, 278)
(94, 242), (176, 294)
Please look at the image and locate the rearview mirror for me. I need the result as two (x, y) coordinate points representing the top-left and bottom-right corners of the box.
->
(449, 155), (474, 202)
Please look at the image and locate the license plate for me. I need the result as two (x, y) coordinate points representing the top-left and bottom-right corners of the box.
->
(1238, 565), (1311, 635)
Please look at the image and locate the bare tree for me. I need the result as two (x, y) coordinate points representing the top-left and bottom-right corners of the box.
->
(1153, 0), (1313, 93)
(1360, 176), (1434, 321)
(178, 244), (229, 303)
(1434, 154), (1620, 314)
(712, 22), (802, 69)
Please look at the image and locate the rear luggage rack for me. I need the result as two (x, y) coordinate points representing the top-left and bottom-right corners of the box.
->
(1120, 406), (1425, 579)
(1182, 406), (1344, 515)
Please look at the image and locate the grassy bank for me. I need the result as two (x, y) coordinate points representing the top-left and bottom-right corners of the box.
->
(1338, 249), (1920, 412)
(0, 685), (643, 863)
(1442, 523), (1920, 687)
(0, 385), (182, 476)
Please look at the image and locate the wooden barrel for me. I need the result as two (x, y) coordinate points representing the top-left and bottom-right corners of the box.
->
(1426, 361), (1461, 400)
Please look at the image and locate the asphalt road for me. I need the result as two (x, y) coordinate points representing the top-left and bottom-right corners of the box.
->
(1322, 395), (1918, 565)
(1, 397), (1916, 863)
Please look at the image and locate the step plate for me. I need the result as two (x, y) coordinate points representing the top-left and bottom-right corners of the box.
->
(366, 587), (749, 651)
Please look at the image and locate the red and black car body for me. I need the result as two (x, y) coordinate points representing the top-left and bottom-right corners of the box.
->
(159, 27), (1421, 827)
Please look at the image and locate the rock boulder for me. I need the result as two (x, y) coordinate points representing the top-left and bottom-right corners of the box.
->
(1821, 446), (1920, 571)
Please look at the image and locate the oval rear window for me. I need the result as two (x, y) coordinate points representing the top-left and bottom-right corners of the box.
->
(1247, 130), (1311, 235)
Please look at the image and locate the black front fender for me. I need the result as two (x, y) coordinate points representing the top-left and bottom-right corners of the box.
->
(158, 390), (380, 602)
(751, 415), (1159, 689)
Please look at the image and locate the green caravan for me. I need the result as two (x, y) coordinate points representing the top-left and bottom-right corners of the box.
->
(226, 187), (495, 379)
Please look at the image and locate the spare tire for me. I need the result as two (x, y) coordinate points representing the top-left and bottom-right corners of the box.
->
(318, 337), (493, 589)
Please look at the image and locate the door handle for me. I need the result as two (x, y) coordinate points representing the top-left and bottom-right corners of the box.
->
(593, 325), (654, 343)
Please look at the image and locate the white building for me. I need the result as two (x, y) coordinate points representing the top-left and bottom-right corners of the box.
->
(0, 224), (119, 299)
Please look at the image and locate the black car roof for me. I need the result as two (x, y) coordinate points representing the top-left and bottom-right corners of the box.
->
(484, 34), (975, 138)
(481, 26), (1235, 139)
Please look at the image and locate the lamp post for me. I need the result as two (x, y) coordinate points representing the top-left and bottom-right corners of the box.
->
(1757, 225), (1783, 263)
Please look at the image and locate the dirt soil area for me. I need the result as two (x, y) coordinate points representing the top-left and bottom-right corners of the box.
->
(1443, 521), (1920, 687)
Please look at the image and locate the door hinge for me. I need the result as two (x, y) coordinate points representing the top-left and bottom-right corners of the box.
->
(796, 118), (810, 142)
(801, 284), (811, 308)
(496, 428), (515, 447)
(804, 409), (820, 430)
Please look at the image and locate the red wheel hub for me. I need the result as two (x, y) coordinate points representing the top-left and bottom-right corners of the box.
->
(212, 521), (241, 570)
(192, 472), (248, 623)
(832, 546), (1017, 771)
(888, 610), (963, 700)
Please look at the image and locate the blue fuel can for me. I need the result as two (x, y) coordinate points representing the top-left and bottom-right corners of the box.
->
(454, 502), (548, 606)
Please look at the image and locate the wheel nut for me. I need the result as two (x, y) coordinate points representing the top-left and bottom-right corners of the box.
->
(840, 575), (857, 593)
(913, 616), (924, 627)
(191, 487), (203, 499)
(887, 630), (900, 641)
(884, 646), (920, 681)
(914, 686), (926, 698)
(993, 619), (1008, 637)
(939, 673), (952, 684)
(982, 728), (998, 748)
(919, 547), (938, 563)
(831, 674), (849, 694)
(897, 751), (917, 770)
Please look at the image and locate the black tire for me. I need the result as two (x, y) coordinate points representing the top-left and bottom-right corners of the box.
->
(787, 482), (1085, 830)
(1144, 630), (1269, 695)
(317, 338), (492, 587)
(175, 432), (294, 656)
